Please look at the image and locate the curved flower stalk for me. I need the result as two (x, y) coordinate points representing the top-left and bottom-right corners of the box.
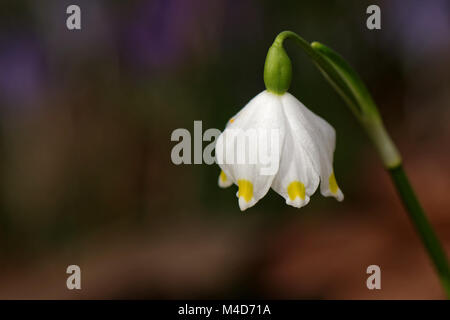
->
(216, 30), (450, 298)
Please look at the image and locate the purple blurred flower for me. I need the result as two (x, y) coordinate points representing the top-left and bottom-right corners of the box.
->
(120, 0), (262, 72)
(385, 0), (450, 61)
(0, 35), (46, 109)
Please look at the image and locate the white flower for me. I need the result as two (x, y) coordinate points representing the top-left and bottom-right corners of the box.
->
(215, 90), (344, 211)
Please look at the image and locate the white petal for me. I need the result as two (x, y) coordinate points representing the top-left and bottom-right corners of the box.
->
(280, 92), (344, 201)
(215, 91), (285, 211)
(271, 130), (320, 208)
(218, 170), (233, 188)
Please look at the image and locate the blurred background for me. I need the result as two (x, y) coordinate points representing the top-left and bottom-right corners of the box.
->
(0, 0), (449, 299)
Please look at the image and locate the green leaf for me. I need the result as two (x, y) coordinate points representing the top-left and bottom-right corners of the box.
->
(273, 31), (401, 168)
(273, 32), (361, 119)
(310, 41), (381, 122)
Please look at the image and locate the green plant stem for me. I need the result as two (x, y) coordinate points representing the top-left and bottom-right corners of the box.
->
(389, 165), (450, 298)
(272, 30), (450, 298)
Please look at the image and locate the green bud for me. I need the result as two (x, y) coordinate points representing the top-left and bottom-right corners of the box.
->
(263, 42), (292, 95)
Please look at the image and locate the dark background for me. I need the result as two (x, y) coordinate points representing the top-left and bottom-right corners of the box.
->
(0, 0), (449, 299)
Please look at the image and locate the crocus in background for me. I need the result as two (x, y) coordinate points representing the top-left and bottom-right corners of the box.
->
(215, 30), (450, 298)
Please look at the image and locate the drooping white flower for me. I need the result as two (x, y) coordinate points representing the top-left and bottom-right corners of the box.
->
(215, 90), (343, 211)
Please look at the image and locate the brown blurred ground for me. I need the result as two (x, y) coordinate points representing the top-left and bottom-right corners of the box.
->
(1, 127), (449, 299)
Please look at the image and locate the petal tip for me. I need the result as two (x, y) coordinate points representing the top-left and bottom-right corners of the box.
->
(286, 195), (310, 208)
(336, 190), (344, 202)
(321, 188), (344, 202)
(218, 170), (233, 188)
(238, 196), (256, 211)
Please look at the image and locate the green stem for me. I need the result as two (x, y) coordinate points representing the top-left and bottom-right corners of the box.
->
(271, 30), (450, 298)
(389, 166), (450, 298)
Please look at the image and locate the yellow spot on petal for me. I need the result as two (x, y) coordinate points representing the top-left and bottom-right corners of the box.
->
(220, 170), (227, 182)
(287, 181), (305, 201)
(329, 172), (339, 194)
(229, 118), (235, 123)
(237, 179), (253, 202)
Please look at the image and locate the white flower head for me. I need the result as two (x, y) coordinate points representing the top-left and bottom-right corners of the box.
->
(215, 90), (344, 211)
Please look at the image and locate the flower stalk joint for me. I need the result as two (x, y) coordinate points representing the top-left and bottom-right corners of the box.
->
(264, 41), (292, 95)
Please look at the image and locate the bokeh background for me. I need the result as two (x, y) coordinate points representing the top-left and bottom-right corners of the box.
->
(0, 0), (449, 299)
